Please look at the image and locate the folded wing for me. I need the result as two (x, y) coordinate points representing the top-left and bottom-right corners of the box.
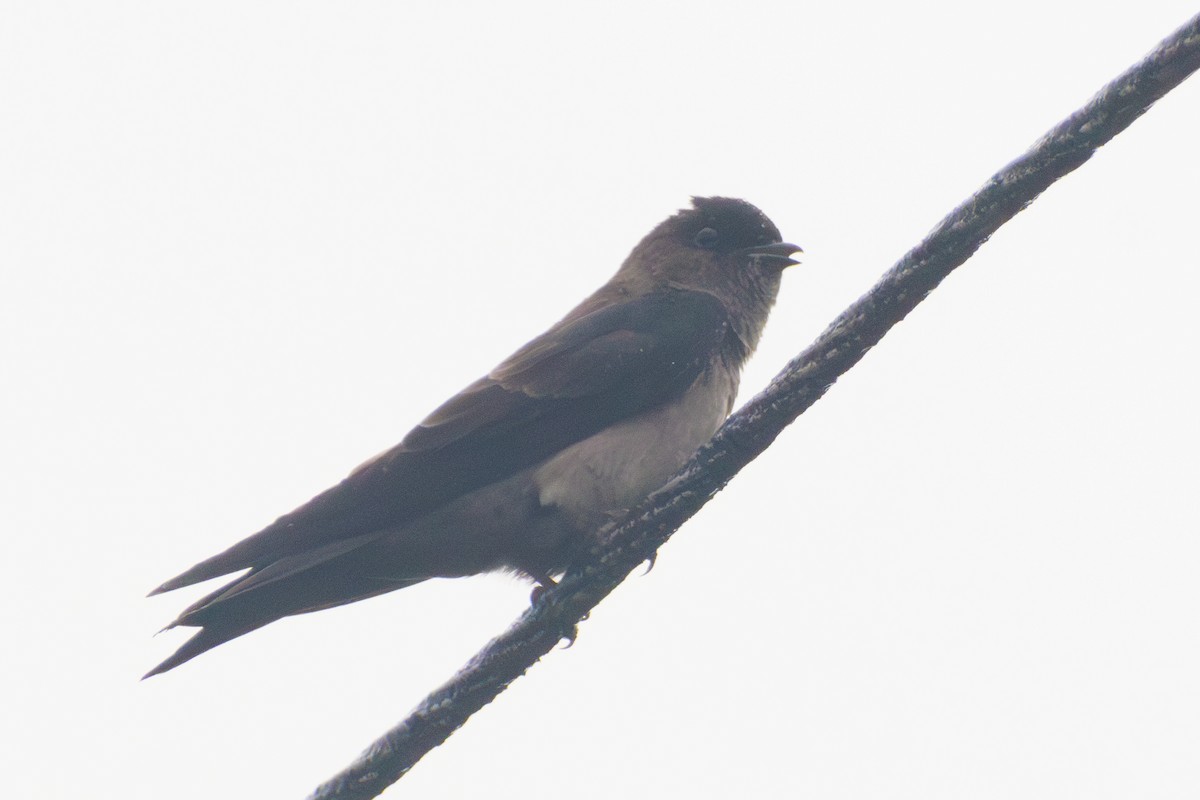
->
(151, 289), (732, 596)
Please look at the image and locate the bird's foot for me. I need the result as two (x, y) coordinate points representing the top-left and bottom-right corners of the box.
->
(528, 573), (558, 604)
(559, 623), (579, 649)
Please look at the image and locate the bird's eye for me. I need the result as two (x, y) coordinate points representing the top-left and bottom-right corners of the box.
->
(693, 227), (719, 248)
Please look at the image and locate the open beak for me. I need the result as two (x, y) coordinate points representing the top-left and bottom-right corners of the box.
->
(741, 241), (804, 268)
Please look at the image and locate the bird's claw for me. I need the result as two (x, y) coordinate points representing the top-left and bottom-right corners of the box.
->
(529, 574), (558, 604)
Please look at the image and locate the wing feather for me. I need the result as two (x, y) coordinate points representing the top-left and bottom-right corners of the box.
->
(152, 289), (730, 594)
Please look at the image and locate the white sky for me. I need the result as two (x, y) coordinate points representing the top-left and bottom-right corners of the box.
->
(3, 2), (1199, 798)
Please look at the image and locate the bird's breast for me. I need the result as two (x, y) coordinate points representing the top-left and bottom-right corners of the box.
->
(534, 360), (738, 529)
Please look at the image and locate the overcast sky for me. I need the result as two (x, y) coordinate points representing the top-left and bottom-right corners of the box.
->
(3, 2), (1199, 798)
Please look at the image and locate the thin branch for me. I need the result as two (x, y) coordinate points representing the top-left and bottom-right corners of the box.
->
(309, 13), (1200, 800)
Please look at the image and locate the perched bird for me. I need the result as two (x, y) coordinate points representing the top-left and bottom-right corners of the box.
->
(146, 196), (801, 678)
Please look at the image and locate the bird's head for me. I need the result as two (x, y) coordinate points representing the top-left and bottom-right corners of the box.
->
(618, 196), (803, 354)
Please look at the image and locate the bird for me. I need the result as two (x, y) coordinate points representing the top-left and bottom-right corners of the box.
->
(145, 196), (802, 678)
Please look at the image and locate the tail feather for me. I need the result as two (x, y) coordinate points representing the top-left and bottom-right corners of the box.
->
(148, 539), (270, 597)
(146, 535), (427, 677)
(142, 621), (265, 679)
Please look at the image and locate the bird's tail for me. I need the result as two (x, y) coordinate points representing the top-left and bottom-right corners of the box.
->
(142, 620), (267, 679)
(145, 534), (427, 677)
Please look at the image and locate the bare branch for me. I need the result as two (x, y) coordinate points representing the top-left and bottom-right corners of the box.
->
(309, 13), (1200, 800)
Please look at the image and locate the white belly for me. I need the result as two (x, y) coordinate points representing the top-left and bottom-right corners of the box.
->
(533, 365), (737, 527)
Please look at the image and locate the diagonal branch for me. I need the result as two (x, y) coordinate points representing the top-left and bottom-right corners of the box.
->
(309, 12), (1200, 800)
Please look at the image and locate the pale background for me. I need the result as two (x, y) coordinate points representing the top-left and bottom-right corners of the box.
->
(3, 2), (1198, 798)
